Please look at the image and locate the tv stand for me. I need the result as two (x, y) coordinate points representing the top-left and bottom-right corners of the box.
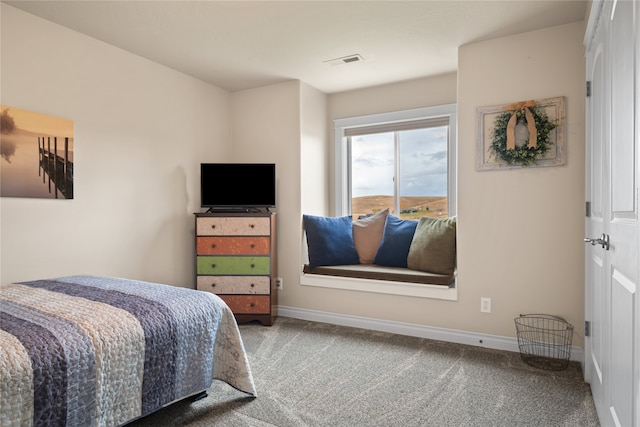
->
(194, 211), (277, 326)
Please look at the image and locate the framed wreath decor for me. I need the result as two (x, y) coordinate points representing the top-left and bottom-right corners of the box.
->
(476, 97), (565, 170)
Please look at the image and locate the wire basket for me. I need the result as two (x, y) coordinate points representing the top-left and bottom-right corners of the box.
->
(514, 314), (574, 371)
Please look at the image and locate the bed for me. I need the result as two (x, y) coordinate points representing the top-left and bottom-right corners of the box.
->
(0, 275), (256, 427)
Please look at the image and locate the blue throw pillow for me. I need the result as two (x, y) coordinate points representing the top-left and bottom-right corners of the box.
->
(303, 214), (360, 268)
(374, 215), (419, 268)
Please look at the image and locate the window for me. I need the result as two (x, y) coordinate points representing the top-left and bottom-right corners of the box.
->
(334, 104), (456, 219)
(300, 104), (457, 301)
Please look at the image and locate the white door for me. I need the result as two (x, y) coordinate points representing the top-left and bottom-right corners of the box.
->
(584, 0), (608, 418)
(585, 1), (639, 426)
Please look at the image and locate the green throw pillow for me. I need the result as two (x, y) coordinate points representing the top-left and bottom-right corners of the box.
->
(407, 216), (456, 275)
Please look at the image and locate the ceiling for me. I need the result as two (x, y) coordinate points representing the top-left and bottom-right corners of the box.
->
(4, 1), (587, 94)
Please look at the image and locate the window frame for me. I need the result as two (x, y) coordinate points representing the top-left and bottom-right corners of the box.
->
(301, 104), (458, 301)
(333, 104), (457, 218)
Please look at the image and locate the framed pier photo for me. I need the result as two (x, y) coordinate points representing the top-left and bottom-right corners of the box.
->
(0, 106), (74, 199)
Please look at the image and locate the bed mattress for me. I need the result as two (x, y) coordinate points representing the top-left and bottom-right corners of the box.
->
(0, 275), (256, 427)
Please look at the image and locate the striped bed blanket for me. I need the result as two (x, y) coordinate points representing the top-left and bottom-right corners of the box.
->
(0, 275), (256, 427)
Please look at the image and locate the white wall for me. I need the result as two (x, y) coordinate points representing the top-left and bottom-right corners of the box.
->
(457, 22), (586, 344)
(300, 84), (330, 217)
(230, 81), (307, 307)
(287, 23), (586, 346)
(284, 73), (460, 324)
(0, 4), (231, 287)
(1, 4), (587, 348)
(329, 72), (457, 118)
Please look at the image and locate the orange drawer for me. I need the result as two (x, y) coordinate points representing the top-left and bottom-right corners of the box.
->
(219, 295), (270, 314)
(197, 236), (270, 255)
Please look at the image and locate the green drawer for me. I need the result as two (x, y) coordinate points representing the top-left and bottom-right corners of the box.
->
(197, 256), (271, 275)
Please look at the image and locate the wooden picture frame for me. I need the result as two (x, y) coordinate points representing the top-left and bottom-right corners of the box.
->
(476, 96), (565, 171)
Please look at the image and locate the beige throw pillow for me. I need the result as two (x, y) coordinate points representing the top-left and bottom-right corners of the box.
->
(407, 216), (456, 275)
(352, 209), (389, 264)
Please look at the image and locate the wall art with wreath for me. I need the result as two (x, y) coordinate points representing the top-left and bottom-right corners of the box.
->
(476, 96), (565, 170)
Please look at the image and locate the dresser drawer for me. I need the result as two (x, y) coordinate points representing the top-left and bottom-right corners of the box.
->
(219, 295), (270, 314)
(194, 212), (277, 326)
(196, 217), (271, 236)
(197, 256), (271, 275)
(197, 236), (270, 255)
(197, 275), (270, 294)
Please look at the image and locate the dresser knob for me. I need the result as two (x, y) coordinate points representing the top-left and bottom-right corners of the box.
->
(250, 264), (255, 268)
(250, 302), (255, 307)
(250, 283), (255, 287)
(211, 263), (217, 268)
(249, 224), (255, 228)
(211, 244), (216, 249)
(211, 224), (216, 229)
(211, 283), (216, 288)
(250, 243), (255, 248)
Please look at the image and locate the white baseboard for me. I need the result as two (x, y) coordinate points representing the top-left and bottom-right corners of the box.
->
(277, 305), (584, 365)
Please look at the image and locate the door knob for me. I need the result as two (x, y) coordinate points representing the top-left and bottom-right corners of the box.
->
(584, 233), (610, 250)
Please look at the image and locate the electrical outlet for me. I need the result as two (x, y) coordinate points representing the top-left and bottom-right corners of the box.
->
(480, 297), (491, 313)
(275, 277), (283, 290)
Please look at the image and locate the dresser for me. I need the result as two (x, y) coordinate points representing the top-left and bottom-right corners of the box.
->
(195, 212), (277, 326)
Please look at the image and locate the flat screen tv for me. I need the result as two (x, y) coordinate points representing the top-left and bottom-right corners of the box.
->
(200, 163), (276, 211)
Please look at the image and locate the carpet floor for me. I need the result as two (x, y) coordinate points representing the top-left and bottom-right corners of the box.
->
(129, 316), (599, 427)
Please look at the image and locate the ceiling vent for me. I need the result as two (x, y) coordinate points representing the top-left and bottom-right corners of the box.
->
(324, 54), (365, 66)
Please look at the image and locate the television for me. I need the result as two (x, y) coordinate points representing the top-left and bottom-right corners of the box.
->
(200, 163), (276, 211)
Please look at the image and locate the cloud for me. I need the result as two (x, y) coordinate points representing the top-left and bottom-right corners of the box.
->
(429, 150), (447, 161)
(351, 127), (449, 197)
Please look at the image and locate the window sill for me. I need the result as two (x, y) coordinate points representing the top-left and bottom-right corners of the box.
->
(300, 270), (458, 301)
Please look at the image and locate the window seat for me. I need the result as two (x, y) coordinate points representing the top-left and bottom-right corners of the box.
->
(302, 264), (454, 287)
(300, 212), (457, 299)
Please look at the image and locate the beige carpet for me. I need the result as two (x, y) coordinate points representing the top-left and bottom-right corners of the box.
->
(129, 316), (599, 426)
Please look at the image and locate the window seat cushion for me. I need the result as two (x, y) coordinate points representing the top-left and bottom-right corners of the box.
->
(302, 263), (454, 287)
